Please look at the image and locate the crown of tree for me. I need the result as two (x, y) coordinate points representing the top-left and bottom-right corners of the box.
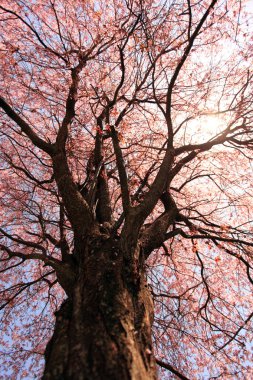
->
(0, 1), (253, 379)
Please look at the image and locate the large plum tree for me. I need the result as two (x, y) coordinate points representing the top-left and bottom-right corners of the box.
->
(0, 1), (253, 379)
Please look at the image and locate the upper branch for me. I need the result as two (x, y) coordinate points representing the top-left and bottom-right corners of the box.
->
(0, 97), (54, 154)
(56, 64), (84, 149)
(165, 0), (218, 135)
(0, 5), (68, 63)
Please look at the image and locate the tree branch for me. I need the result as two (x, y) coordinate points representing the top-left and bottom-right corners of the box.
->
(156, 358), (190, 380)
(111, 125), (131, 214)
(0, 96), (53, 154)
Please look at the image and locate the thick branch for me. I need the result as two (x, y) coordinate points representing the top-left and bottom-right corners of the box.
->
(140, 195), (178, 256)
(56, 63), (85, 149)
(52, 152), (96, 237)
(111, 125), (131, 213)
(93, 131), (112, 223)
(134, 147), (175, 226)
(52, 60), (97, 235)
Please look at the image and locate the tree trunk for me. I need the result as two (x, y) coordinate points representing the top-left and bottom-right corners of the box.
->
(42, 236), (157, 380)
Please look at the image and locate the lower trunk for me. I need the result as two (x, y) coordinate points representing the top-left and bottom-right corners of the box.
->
(42, 237), (157, 380)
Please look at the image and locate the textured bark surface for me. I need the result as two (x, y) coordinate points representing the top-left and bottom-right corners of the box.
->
(43, 237), (156, 380)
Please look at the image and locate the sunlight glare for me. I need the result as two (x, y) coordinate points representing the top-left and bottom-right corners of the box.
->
(188, 114), (226, 143)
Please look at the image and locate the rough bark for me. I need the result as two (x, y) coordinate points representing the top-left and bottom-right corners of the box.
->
(43, 236), (157, 380)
